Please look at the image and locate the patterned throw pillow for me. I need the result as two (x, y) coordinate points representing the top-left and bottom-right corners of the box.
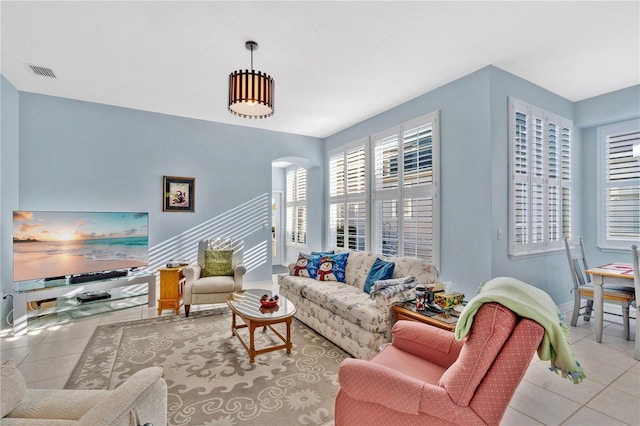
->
(292, 253), (315, 278)
(363, 258), (396, 293)
(290, 251), (339, 279)
(202, 250), (233, 276)
(315, 252), (349, 282)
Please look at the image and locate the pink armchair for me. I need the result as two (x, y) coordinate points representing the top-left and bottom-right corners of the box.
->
(335, 302), (544, 426)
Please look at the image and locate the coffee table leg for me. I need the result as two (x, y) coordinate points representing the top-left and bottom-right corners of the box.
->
(249, 321), (256, 363)
(286, 317), (292, 354)
(231, 311), (236, 336)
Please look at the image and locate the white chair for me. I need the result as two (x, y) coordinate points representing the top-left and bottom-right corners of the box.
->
(182, 238), (246, 317)
(564, 237), (635, 340)
(2, 360), (167, 426)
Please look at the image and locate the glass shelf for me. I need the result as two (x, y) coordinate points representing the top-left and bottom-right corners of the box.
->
(27, 284), (148, 319)
(13, 271), (153, 293)
(25, 286), (149, 330)
(11, 272), (156, 335)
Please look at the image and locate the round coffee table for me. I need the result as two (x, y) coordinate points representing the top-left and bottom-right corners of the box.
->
(226, 289), (296, 363)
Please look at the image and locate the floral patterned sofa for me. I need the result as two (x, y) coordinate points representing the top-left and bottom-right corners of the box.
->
(278, 250), (442, 360)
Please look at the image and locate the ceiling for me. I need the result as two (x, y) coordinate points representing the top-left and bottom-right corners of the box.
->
(2, 1), (639, 138)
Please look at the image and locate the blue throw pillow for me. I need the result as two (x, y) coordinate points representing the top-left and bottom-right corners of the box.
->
(316, 252), (350, 283)
(363, 258), (396, 293)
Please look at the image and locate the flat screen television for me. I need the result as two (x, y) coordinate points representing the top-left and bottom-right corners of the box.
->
(13, 211), (149, 282)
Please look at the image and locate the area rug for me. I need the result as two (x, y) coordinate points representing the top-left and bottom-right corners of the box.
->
(65, 308), (349, 425)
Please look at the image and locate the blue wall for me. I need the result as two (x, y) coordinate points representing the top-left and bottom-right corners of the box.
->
(1, 90), (324, 306)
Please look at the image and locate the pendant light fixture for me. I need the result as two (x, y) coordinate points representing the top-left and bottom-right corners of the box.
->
(228, 41), (275, 119)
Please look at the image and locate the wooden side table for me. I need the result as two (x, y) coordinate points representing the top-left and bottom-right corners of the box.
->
(157, 267), (185, 315)
(391, 304), (457, 332)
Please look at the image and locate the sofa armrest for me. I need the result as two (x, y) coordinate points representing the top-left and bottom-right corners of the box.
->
(182, 265), (201, 284)
(78, 367), (167, 426)
(338, 358), (424, 415)
(391, 320), (464, 368)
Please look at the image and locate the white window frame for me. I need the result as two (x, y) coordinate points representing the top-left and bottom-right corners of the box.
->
(372, 113), (440, 265)
(508, 98), (573, 256)
(286, 166), (307, 248)
(596, 119), (640, 250)
(328, 139), (369, 252)
(326, 112), (440, 267)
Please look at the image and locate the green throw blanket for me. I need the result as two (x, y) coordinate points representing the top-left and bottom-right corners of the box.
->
(456, 277), (585, 384)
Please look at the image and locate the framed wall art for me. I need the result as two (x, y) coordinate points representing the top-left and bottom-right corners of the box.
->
(163, 176), (195, 212)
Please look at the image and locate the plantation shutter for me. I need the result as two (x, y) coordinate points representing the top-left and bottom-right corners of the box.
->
(402, 196), (434, 259)
(286, 167), (307, 246)
(513, 109), (529, 247)
(561, 124), (572, 238)
(346, 148), (366, 195)
(328, 142), (367, 250)
(329, 155), (345, 197)
(403, 123), (434, 187)
(374, 128), (401, 257)
(375, 133), (399, 192)
(603, 128), (640, 244)
(375, 199), (399, 256)
(509, 98), (572, 255)
(347, 202), (366, 250)
(373, 113), (438, 262)
(530, 112), (545, 249)
(286, 170), (295, 243)
(330, 203), (345, 248)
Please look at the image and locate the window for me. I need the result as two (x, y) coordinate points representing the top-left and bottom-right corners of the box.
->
(286, 167), (307, 246)
(509, 98), (572, 255)
(328, 141), (367, 251)
(327, 112), (439, 264)
(596, 119), (640, 250)
(373, 114), (438, 263)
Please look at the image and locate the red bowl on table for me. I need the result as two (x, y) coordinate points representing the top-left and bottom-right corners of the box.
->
(260, 299), (278, 308)
(259, 294), (280, 308)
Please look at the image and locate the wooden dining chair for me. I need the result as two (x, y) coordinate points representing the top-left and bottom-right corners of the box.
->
(564, 237), (635, 340)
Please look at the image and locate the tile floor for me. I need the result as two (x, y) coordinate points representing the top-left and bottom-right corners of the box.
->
(1, 279), (638, 426)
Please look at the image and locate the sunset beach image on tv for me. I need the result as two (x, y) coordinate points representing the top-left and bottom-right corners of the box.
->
(13, 211), (149, 282)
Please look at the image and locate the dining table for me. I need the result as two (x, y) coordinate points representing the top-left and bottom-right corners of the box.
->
(585, 263), (639, 361)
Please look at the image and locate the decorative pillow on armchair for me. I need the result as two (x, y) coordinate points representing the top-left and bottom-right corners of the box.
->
(202, 250), (234, 276)
(316, 252), (349, 282)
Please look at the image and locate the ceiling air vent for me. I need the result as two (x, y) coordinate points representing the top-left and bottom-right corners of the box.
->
(28, 65), (56, 78)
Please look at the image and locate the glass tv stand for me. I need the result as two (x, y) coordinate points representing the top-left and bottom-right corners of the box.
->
(11, 272), (156, 335)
